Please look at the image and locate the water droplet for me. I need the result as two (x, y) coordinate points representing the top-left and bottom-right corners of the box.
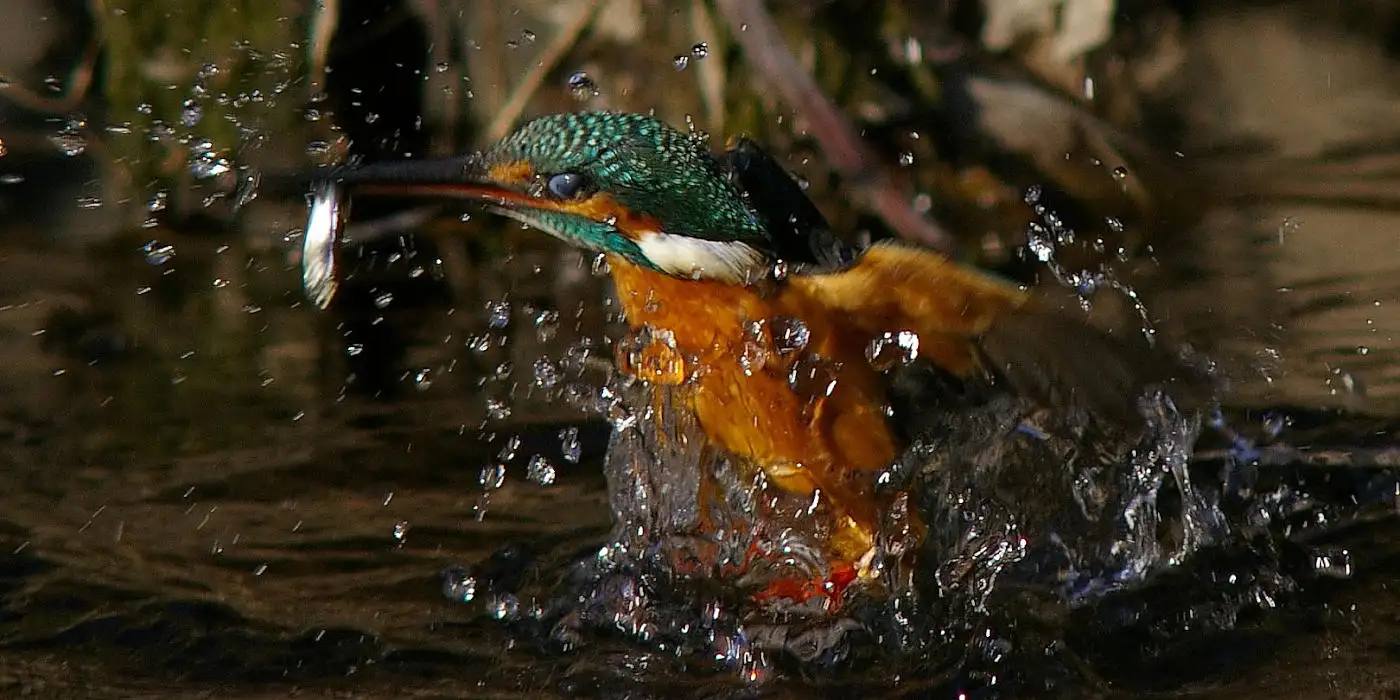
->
(142, 240), (175, 266)
(486, 300), (511, 329)
(1311, 548), (1352, 579)
(435, 61), (450, 73)
(491, 594), (520, 620)
(738, 341), (769, 377)
(49, 124), (87, 157)
(673, 55), (690, 71)
(770, 316), (810, 354)
(136, 103), (154, 115)
(787, 355), (839, 398)
(591, 253), (611, 276)
(521, 29), (537, 43)
(866, 330), (920, 370)
(618, 327), (688, 385)
(392, 520), (410, 543)
(533, 357), (560, 388)
(1026, 223), (1054, 262)
(0, 174), (23, 184)
(1105, 216), (1125, 234)
(485, 396), (512, 420)
(305, 140), (332, 159)
(0, 138), (7, 158)
(691, 42), (709, 59)
(345, 343), (364, 357)
(364, 112), (380, 124)
(567, 71), (598, 101)
(373, 291), (394, 309)
(412, 368), (432, 391)
(147, 191), (168, 212)
(1112, 166), (1128, 180)
(559, 427), (581, 463)
(442, 567), (477, 602)
(75, 196), (102, 210)
(535, 309), (560, 342)
(771, 260), (790, 281)
(1023, 185), (1042, 205)
(527, 455), (557, 486)
(189, 150), (230, 179)
(493, 361), (513, 381)
(180, 100), (203, 127)
(898, 152), (915, 166)
(480, 463), (506, 490)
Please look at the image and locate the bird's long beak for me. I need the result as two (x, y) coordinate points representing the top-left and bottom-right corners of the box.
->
(324, 156), (548, 212)
(327, 153), (520, 203)
(302, 154), (552, 309)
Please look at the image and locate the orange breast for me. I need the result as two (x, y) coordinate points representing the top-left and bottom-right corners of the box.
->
(607, 257), (903, 557)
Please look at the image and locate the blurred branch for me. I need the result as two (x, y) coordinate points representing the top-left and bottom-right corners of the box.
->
(714, 0), (955, 254)
(486, 0), (602, 142)
(307, 0), (339, 96)
(0, 0), (102, 114)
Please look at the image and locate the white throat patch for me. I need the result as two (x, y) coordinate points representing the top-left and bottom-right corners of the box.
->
(634, 231), (766, 284)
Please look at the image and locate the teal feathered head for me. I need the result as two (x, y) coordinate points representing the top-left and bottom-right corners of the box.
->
(333, 111), (775, 283)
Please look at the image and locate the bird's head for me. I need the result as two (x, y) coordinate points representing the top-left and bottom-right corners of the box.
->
(334, 112), (772, 283)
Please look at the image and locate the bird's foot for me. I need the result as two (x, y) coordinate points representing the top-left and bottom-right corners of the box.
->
(751, 561), (861, 611)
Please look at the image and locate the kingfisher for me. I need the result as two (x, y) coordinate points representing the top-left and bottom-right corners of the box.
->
(311, 111), (1181, 606)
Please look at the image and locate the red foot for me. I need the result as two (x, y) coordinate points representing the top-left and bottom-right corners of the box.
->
(751, 562), (860, 611)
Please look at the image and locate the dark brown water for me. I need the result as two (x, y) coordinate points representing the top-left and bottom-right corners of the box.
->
(1, 168), (1398, 699)
(4, 4), (1400, 698)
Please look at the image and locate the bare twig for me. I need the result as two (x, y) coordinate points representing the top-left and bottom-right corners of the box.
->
(0, 20), (102, 114)
(306, 0), (340, 97)
(690, 0), (726, 132)
(713, 0), (955, 254)
(485, 0), (602, 142)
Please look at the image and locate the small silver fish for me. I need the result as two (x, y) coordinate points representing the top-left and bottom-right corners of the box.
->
(303, 181), (347, 310)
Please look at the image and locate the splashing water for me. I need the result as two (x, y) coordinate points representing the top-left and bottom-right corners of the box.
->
(303, 178), (1257, 686)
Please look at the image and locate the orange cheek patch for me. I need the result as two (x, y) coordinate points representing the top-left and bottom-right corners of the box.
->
(488, 160), (535, 187)
(558, 193), (666, 241)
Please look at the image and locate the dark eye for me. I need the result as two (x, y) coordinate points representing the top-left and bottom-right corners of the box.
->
(546, 172), (587, 199)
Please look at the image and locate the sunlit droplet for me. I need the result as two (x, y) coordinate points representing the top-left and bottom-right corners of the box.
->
(559, 427), (581, 463)
(413, 368), (432, 391)
(485, 397), (512, 421)
(442, 568), (477, 603)
(533, 357), (560, 389)
(180, 100), (203, 127)
(527, 455), (557, 486)
(866, 330), (920, 370)
(567, 71), (598, 101)
(535, 309), (560, 342)
(142, 240), (175, 266)
(770, 316), (810, 354)
(486, 300), (511, 329)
